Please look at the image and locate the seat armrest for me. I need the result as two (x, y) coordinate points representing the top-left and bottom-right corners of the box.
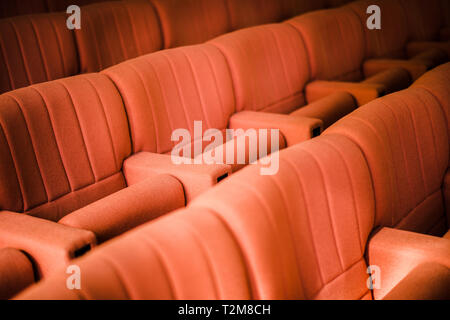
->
(305, 80), (385, 107)
(363, 59), (428, 81)
(123, 152), (232, 202)
(59, 176), (185, 243)
(229, 111), (323, 146)
(0, 211), (96, 279)
(290, 92), (356, 129)
(0, 248), (35, 300)
(367, 227), (450, 300)
(383, 263), (450, 300)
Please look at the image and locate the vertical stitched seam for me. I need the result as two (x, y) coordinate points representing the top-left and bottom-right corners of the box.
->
(9, 19), (32, 84)
(49, 17), (67, 76)
(302, 147), (346, 272)
(84, 77), (119, 171)
(57, 81), (96, 182)
(0, 112), (25, 211)
(30, 86), (71, 191)
(0, 21), (15, 90)
(180, 50), (212, 128)
(126, 61), (160, 152)
(29, 18), (51, 81)
(5, 93), (48, 202)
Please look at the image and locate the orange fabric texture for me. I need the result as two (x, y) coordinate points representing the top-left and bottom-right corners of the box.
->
(0, 13), (79, 94)
(367, 228), (450, 299)
(103, 44), (236, 155)
(286, 8), (365, 82)
(0, 73), (131, 221)
(290, 92), (356, 129)
(123, 153), (232, 202)
(151, 0), (231, 48)
(59, 175), (185, 243)
(210, 24), (310, 114)
(0, 211), (96, 278)
(0, 248), (35, 300)
(305, 80), (385, 106)
(74, 0), (163, 73)
(18, 134), (377, 300)
(383, 263), (450, 300)
(325, 88), (449, 235)
(346, 0), (409, 59)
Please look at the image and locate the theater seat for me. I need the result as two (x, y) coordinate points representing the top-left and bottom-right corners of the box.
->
(286, 8), (412, 106)
(15, 134), (378, 300)
(74, 0), (163, 73)
(151, 0), (231, 48)
(210, 23), (357, 127)
(400, 0), (450, 58)
(16, 125), (449, 300)
(226, 0), (284, 30)
(347, 0), (447, 81)
(325, 87), (449, 237)
(0, 248), (35, 300)
(0, 73), (185, 278)
(103, 43), (323, 175)
(0, 13), (79, 94)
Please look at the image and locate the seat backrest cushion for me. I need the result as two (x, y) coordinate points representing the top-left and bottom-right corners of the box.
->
(75, 0), (162, 73)
(189, 135), (375, 300)
(17, 206), (253, 300)
(0, 74), (131, 221)
(17, 134), (375, 300)
(210, 24), (310, 114)
(286, 8), (365, 81)
(412, 63), (450, 137)
(226, 0), (284, 30)
(151, 0), (230, 48)
(346, 0), (408, 59)
(400, 0), (443, 41)
(103, 44), (235, 155)
(0, 0), (48, 19)
(0, 13), (79, 94)
(325, 88), (449, 235)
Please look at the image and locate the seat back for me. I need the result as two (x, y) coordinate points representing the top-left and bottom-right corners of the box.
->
(412, 63), (450, 135)
(286, 8), (365, 82)
(75, 0), (163, 73)
(0, 74), (131, 222)
(151, 0), (230, 48)
(400, 0), (443, 41)
(103, 44), (236, 155)
(17, 134), (376, 300)
(325, 88), (449, 235)
(0, 13), (79, 94)
(346, 0), (408, 59)
(226, 0), (284, 30)
(210, 24), (310, 114)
